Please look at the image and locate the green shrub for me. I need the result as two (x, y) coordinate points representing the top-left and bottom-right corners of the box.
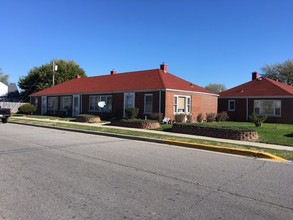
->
(249, 113), (267, 127)
(216, 111), (229, 122)
(18, 103), (36, 114)
(125, 108), (139, 119)
(150, 112), (163, 122)
(175, 114), (186, 123)
(186, 114), (194, 123)
(206, 113), (217, 122)
(197, 113), (204, 122)
(76, 114), (101, 123)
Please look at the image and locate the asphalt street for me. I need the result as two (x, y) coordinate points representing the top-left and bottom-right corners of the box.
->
(0, 123), (293, 219)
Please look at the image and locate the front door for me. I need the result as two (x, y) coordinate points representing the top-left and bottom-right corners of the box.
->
(72, 95), (80, 117)
(124, 93), (135, 117)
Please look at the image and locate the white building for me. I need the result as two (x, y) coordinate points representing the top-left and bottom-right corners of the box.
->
(0, 82), (8, 97)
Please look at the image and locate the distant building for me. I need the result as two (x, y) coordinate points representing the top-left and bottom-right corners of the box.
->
(218, 72), (293, 124)
(0, 82), (20, 102)
(0, 82), (8, 101)
(7, 83), (20, 102)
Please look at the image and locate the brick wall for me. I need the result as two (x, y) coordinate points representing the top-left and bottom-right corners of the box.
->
(172, 124), (259, 141)
(111, 120), (160, 129)
(165, 91), (218, 120)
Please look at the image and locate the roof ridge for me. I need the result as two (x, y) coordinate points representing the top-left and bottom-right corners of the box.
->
(263, 77), (293, 95)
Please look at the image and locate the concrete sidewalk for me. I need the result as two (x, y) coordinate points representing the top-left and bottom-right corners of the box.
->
(11, 116), (293, 152)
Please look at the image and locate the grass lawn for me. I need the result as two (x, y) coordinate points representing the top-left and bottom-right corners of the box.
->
(12, 115), (293, 146)
(205, 122), (293, 147)
(8, 117), (293, 160)
(157, 121), (293, 147)
(13, 114), (75, 121)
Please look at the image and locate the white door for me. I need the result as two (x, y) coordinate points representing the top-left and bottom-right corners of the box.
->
(124, 93), (135, 117)
(72, 95), (80, 117)
(41, 96), (47, 115)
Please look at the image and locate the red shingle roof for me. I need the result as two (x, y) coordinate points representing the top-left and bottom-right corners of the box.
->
(219, 77), (293, 97)
(31, 69), (214, 96)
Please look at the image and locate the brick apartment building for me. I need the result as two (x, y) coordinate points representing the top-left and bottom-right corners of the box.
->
(31, 64), (218, 120)
(218, 72), (293, 124)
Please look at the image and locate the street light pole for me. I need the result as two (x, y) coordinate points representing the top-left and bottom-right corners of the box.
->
(52, 61), (58, 86)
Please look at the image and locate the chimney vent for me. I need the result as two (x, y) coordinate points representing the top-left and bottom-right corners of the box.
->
(252, 72), (259, 80)
(160, 63), (168, 73)
(111, 69), (117, 75)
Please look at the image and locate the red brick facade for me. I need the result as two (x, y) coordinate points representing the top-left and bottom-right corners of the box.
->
(32, 90), (218, 121)
(218, 98), (293, 124)
(165, 91), (218, 120)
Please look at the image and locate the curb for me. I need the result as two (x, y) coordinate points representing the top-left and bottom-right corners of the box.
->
(163, 140), (288, 162)
(9, 120), (288, 162)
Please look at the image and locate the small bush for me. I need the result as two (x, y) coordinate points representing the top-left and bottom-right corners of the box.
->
(197, 113), (204, 122)
(216, 111), (229, 122)
(175, 114), (186, 123)
(76, 114), (101, 123)
(111, 118), (161, 129)
(186, 114), (194, 123)
(18, 103), (36, 114)
(125, 108), (139, 119)
(249, 113), (267, 127)
(206, 113), (217, 122)
(150, 113), (163, 122)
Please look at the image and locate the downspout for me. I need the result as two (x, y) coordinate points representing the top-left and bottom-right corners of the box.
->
(246, 98), (249, 121)
(159, 90), (162, 114)
(80, 94), (82, 114)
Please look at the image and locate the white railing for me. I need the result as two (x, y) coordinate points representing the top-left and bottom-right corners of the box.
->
(0, 102), (27, 113)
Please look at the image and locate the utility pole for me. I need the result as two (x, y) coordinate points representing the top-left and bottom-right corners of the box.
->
(52, 61), (58, 86)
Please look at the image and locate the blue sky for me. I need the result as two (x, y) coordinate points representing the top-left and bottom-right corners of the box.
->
(1, 0), (292, 89)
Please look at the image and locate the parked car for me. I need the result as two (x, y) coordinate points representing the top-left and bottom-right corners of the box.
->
(0, 107), (11, 123)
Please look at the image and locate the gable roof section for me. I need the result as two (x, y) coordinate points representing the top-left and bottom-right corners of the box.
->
(31, 69), (215, 96)
(219, 77), (293, 98)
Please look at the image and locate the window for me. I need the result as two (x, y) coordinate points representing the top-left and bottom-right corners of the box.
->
(124, 93), (135, 110)
(174, 96), (191, 114)
(228, 100), (235, 111)
(89, 95), (112, 112)
(144, 94), (153, 114)
(61, 96), (72, 110)
(48, 97), (58, 110)
(254, 100), (281, 116)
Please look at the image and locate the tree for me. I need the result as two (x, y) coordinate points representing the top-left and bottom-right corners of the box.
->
(0, 68), (9, 85)
(18, 59), (87, 101)
(205, 83), (227, 93)
(261, 59), (293, 85)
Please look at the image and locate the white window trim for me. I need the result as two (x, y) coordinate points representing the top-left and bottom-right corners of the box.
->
(89, 95), (112, 112)
(254, 100), (281, 117)
(174, 95), (191, 114)
(144, 94), (153, 114)
(228, 100), (235, 111)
